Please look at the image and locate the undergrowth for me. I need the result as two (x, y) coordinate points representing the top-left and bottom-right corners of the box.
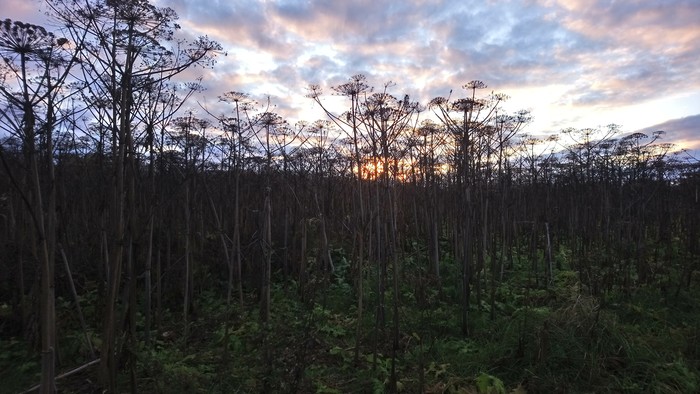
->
(2, 247), (699, 394)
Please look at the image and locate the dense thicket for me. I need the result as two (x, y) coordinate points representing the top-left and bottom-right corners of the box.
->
(1, 2), (699, 393)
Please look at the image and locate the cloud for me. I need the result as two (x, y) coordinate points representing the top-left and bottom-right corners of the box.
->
(637, 114), (700, 151)
(160, 0), (700, 111)
(3, 0), (698, 150)
(535, 0), (700, 106)
(2, 0), (53, 26)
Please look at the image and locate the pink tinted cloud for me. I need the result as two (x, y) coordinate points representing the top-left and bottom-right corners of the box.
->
(4, 0), (697, 144)
(2, 0), (48, 25)
(638, 114), (700, 152)
(540, 0), (700, 104)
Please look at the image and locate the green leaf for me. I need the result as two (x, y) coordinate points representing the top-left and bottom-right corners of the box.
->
(476, 373), (506, 394)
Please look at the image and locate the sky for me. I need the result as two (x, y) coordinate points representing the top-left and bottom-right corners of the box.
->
(5, 0), (700, 153)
